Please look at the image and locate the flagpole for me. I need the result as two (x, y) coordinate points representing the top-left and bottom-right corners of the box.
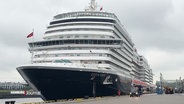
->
(32, 29), (34, 44)
(31, 29), (34, 64)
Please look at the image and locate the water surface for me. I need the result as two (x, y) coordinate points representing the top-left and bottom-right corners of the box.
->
(0, 97), (43, 104)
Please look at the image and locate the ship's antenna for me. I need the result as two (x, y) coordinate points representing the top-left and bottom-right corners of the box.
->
(86, 0), (97, 11)
(90, 0), (97, 11)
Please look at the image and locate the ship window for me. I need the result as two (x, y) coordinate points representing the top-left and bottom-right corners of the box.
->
(84, 40), (88, 44)
(98, 61), (102, 64)
(101, 36), (105, 38)
(110, 36), (114, 38)
(52, 41), (54, 45)
(31, 39), (122, 48)
(101, 40), (105, 44)
(99, 40), (105, 44)
(63, 40), (67, 44)
(66, 40), (73, 44)
(80, 40), (83, 44)
(106, 40), (110, 44)
(76, 40), (80, 44)
(52, 41), (55, 45)
(93, 40), (97, 44)
(50, 18), (115, 25)
(55, 41), (59, 45)
(71, 40), (75, 44)
(45, 42), (48, 46)
(89, 40), (92, 44)
(75, 35), (79, 38)
(59, 36), (63, 38)
(109, 40), (113, 44)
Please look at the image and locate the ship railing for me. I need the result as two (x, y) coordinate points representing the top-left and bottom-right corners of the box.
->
(53, 11), (117, 20)
(55, 63), (110, 71)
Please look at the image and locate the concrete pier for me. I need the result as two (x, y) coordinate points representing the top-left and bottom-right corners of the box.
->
(46, 94), (184, 104)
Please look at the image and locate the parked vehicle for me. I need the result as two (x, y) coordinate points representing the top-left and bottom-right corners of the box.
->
(165, 87), (174, 94)
(130, 91), (140, 97)
(130, 86), (140, 97)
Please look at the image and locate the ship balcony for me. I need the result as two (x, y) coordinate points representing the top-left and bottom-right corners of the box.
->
(32, 56), (131, 72)
(45, 25), (114, 33)
(30, 44), (122, 51)
(43, 31), (114, 39)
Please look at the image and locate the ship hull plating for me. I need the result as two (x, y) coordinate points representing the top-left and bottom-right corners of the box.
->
(17, 66), (131, 100)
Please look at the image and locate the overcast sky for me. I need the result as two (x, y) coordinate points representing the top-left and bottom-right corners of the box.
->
(0, 0), (184, 83)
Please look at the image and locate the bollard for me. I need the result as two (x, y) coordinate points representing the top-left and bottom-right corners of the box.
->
(5, 101), (15, 104)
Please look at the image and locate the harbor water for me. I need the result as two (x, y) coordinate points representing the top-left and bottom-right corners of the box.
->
(0, 97), (43, 104)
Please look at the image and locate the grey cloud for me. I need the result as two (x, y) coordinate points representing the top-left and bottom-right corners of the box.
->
(0, 0), (184, 81)
(102, 0), (184, 52)
(0, 44), (30, 70)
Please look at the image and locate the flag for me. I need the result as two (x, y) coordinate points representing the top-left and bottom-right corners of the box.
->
(27, 32), (33, 38)
(100, 7), (103, 11)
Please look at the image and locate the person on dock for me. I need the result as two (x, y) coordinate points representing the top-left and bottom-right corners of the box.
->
(117, 89), (121, 96)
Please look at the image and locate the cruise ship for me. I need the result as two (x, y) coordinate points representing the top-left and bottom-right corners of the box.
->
(17, 0), (153, 100)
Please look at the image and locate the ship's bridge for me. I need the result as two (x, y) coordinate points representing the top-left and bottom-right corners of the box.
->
(29, 39), (123, 49)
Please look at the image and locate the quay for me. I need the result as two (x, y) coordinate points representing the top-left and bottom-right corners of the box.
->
(48, 94), (184, 104)
(30, 94), (184, 104)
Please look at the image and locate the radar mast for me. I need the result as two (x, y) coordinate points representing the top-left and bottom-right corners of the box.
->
(85, 0), (98, 11)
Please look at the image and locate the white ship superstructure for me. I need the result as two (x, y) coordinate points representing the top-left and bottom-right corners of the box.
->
(31, 9), (134, 78)
(132, 49), (153, 84)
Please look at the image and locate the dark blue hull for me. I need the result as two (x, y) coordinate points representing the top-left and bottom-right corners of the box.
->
(17, 66), (131, 100)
